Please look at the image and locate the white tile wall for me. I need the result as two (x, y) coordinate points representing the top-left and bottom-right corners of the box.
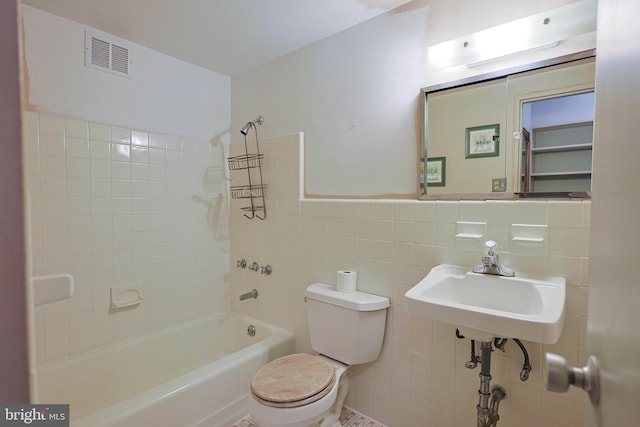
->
(230, 132), (590, 427)
(24, 111), (230, 366)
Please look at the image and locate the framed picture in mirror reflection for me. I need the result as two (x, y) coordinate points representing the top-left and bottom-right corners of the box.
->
(465, 124), (500, 158)
(426, 157), (446, 187)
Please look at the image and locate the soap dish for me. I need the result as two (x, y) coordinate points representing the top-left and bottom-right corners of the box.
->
(511, 224), (548, 247)
(110, 283), (143, 309)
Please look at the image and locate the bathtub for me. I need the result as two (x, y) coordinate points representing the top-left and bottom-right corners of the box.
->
(34, 314), (295, 427)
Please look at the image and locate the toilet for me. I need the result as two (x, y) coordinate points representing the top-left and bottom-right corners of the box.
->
(248, 282), (389, 427)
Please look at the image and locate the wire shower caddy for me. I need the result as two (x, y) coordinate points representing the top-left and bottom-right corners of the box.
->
(227, 116), (267, 220)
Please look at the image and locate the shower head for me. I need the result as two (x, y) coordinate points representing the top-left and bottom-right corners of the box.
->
(240, 116), (264, 135)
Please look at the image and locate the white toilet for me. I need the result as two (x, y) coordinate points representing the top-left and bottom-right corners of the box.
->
(248, 282), (389, 427)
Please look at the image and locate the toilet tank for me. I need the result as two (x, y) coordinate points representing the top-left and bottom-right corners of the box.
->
(305, 283), (389, 365)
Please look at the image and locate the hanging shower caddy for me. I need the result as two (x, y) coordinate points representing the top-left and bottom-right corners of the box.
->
(227, 116), (267, 220)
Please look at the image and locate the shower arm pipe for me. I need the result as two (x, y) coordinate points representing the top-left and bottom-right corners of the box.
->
(240, 116), (264, 135)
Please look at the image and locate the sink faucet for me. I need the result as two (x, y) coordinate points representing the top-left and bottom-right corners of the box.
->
(472, 240), (515, 277)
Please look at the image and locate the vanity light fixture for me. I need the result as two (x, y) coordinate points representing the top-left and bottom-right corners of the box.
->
(427, 0), (596, 70)
(466, 41), (560, 69)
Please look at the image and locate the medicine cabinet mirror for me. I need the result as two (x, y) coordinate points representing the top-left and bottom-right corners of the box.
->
(420, 51), (595, 199)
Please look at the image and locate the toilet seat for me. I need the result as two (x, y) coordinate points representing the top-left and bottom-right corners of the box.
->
(251, 354), (336, 408)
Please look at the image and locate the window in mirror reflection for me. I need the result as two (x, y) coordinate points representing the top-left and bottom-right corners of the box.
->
(520, 91), (594, 192)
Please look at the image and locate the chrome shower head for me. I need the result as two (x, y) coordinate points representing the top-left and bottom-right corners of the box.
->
(240, 116), (264, 135)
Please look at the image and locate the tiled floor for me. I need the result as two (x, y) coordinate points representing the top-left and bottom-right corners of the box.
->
(231, 406), (386, 427)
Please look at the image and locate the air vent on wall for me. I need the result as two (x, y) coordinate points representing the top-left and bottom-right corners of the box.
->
(85, 31), (132, 78)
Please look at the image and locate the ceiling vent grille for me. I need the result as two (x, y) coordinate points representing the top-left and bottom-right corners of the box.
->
(111, 44), (129, 75)
(85, 31), (132, 78)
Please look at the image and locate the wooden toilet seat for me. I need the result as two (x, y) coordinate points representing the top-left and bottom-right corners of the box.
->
(251, 353), (336, 408)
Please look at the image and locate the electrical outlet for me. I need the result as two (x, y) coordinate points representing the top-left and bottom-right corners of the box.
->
(492, 178), (507, 192)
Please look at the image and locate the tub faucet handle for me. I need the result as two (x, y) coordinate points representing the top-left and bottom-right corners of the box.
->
(236, 259), (247, 269)
(248, 261), (259, 272)
(260, 265), (272, 275)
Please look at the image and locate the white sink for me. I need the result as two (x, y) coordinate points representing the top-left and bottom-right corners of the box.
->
(405, 264), (566, 344)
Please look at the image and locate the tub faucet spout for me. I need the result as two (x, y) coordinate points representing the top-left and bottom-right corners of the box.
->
(240, 289), (258, 301)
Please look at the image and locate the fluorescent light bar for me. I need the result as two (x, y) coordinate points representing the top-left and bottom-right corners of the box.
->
(428, 0), (596, 70)
(466, 41), (560, 68)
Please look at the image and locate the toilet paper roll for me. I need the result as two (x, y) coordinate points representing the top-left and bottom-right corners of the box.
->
(336, 270), (357, 293)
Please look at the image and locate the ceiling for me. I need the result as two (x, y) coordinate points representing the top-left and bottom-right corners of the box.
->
(21, 0), (413, 76)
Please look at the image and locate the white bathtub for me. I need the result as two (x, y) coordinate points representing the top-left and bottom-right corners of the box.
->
(34, 314), (295, 427)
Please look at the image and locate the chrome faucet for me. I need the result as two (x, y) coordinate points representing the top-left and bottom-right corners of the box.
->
(239, 288), (258, 300)
(472, 240), (515, 277)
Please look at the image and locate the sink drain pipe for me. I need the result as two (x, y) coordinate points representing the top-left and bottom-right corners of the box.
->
(455, 329), (509, 426)
(476, 341), (507, 427)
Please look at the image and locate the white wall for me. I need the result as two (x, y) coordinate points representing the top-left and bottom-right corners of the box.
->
(232, 2), (429, 197)
(22, 5), (230, 141)
(232, 0), (595, 197)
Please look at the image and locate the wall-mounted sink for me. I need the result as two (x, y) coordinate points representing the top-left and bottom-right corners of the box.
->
(405, 264), (566, 343)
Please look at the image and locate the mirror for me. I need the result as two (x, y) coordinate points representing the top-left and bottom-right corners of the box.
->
(420, 52), (595, 199)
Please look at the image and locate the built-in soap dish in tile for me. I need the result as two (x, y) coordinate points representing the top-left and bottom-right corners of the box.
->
(110, 283), (143, 309)
(455, 221), (486, 250)
(455, 221), (486, 240)
(511, 224), (548, 247)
